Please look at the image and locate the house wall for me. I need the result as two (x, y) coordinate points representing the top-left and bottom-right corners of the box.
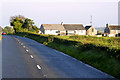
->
(110, 30), (119, 34)
(110, 30), (120, 37)
(108, 34), (115, 37)
(60, 31), (66, 35)
(44, 30), (59, 35)
(66, 30), (86, 35)
(67, 30), (75, 35)
(86, 27), (97, 36)
(75, 30), (86, 35)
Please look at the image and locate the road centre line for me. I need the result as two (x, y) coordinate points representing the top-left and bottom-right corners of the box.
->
(23, 46), (25, 48)
(30, 55), (34, 59)
(21, 43), (23, 45)
(37, 65), (41, 70)
(26, 49), (29, 52)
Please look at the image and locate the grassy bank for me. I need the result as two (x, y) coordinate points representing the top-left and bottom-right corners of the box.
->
(16, 32), (120, 78)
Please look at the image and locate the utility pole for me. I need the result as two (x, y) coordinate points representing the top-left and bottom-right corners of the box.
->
(90, 15), (92, 26)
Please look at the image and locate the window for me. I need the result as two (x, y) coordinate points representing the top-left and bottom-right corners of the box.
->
(81, 30), (83, 33)
(56, 31), (60, 33)
(92, 28), (94, 32)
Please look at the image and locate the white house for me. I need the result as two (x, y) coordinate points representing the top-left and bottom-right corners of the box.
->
(40, 24), (66, 35)
(104, 24), (120, 37)
(63, 24), (86, 35)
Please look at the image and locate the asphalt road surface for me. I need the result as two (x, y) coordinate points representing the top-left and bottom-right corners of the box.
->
(2, 35), (114, 78)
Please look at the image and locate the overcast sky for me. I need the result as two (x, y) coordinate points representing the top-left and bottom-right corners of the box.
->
(0, 0), (119, 28)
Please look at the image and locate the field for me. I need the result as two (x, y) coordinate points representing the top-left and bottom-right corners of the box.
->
(15, 32), (120, 78)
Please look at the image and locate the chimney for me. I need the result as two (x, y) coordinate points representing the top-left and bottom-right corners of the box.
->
(61, 22), (63, 25)
(106, 24), (109, 27)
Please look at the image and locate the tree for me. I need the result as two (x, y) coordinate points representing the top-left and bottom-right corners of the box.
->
(32, 25), (39, 33)
(3, 26), (14, 34)
(0, 26), (3, 32)
(10, 15), (39, 33)
(10, 15), (25, 22)
(10, 16), (24, 33)
(22, 18), (34, 30)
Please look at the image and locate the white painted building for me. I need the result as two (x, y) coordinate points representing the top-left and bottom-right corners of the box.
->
(40, 24), (86, 35)
(40, 24), (66, 35)
(104, 24), (120, 37)
(63, 24), (86, 35)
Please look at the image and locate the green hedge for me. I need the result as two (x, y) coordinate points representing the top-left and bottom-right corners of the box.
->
(16, 32), (120, 61)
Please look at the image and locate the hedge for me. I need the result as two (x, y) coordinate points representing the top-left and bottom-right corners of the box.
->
(16, 32), (120, 61)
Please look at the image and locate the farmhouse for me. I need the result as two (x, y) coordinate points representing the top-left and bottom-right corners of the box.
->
(85, 26), (97, 36)
(40, 24), (65, 35)
(63, 24), (86, 35)
(104, 24), (120, 37)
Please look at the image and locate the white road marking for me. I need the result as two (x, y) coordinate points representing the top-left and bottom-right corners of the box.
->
(37, 65), (41, 70)
(21, 43), (23, 45)
(26, 49), (29, 52)
(30, 55), (34, 59)
(23, 46), (25, 48)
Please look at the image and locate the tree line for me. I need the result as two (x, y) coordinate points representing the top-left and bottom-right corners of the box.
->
(1, 15), (39, 34)
(10, 15), (39, 33)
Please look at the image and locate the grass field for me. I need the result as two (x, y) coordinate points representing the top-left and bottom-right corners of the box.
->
(15, 32), (120, 78)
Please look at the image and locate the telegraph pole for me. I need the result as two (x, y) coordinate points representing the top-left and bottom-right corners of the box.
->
(90, 15), (92, 26)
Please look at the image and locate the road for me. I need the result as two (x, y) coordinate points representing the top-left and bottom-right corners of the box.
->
(2, 35), (114, 78)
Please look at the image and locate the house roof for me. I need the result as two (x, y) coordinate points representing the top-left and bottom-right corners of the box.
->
(41, 24), (65, 31)
(85, 26), (92, 30)
(109, 25), (120, 30)
(63, 24), (85, 30)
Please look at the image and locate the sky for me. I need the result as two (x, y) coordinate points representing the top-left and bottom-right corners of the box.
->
(0, 0), (119, 28)
(119, 1), (120, 25)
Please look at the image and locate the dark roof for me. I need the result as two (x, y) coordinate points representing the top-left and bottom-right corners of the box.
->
(63, 24), (85, 30)
(41, 24), (65, 31)
(109, 25), (120, 30)
(85, 26), (92, 30)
